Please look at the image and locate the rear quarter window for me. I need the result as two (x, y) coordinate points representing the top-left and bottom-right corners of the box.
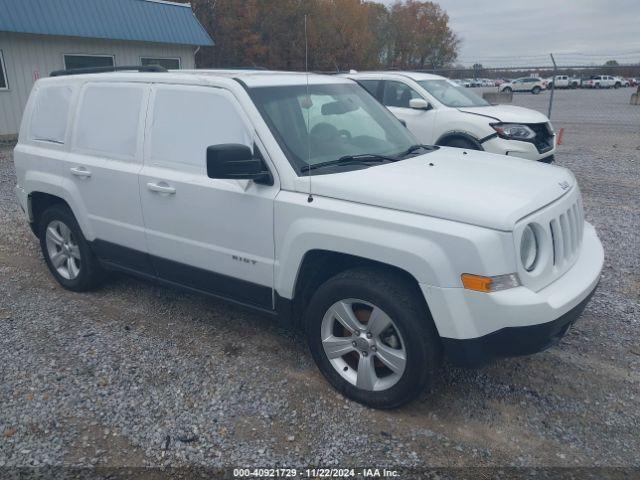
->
(29, 84), (75, 144)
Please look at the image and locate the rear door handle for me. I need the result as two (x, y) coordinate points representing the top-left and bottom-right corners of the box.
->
(147, 182), (176, 195)
(70, 166), (91, 178)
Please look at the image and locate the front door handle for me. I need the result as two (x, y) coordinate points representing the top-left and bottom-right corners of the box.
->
(70, 166), (91, 178)
(147, 182), (176, 195)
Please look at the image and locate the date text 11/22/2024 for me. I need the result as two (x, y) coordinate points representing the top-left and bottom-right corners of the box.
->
(233, 468), (400, 477)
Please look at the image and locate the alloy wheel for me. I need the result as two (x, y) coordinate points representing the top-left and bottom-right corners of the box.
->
(320, 299), (406, 392)
(45, 220), (81, 280)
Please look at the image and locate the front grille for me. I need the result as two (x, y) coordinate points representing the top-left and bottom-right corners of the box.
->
(528, 122), (554, 153)
(549, 198), (584, 267)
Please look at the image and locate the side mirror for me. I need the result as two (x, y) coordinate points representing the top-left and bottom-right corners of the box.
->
(409, 98), (431, 110)
(206, 144), (273, 185)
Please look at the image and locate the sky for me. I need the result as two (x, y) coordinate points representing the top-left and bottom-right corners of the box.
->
(379, 0), (640, 67)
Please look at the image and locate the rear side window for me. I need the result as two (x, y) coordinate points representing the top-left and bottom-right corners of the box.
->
(357, 80), (381, 99)
(30, 85), (74, 144)
(147, 86), (251, 173)
(74, 83), (145, 160)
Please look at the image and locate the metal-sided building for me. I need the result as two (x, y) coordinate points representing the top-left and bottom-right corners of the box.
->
(0, 0), (213, 138)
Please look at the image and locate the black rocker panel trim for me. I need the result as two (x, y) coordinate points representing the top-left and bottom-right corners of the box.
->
(92, 239), (155, 276)
(91, 240), (273, 310)
(153, 256), (273, 309)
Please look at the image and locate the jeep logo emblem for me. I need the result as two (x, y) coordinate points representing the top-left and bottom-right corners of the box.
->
(558, 181), (570, 190)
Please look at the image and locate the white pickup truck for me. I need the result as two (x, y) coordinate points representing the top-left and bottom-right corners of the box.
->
(548, 75), (580, 89)
(582, 75), (621, 89)
(14, 68), (603, 408)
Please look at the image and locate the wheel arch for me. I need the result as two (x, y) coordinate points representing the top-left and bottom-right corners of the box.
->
(435, 131), (484, 150)
(28, 187), (91, 240)
(289, 250), (431, 329)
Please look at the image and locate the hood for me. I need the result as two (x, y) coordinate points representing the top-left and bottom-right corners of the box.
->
(458, 105), (549, 124)
(294, 148), (575, 231)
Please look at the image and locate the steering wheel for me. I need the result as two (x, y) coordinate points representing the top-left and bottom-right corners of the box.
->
(310, 123), (340, 142)
(338, 129), (352, 140)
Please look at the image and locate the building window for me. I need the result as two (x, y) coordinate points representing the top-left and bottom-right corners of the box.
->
(140, 57), (181, 70)
(64, 54), (115, 70)
(0, 50), (8, 90)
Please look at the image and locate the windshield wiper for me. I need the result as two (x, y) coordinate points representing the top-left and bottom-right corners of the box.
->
(397, 144), (438, 158)
(304, 153), (397, 172)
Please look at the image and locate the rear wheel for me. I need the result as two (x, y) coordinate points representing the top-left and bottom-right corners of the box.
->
(306, 268), (441, 409)
(532, 86), (541, 94)
(38, 204), (104, 291)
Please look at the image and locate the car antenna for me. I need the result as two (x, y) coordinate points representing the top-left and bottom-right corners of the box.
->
(304, 14), (313, 203)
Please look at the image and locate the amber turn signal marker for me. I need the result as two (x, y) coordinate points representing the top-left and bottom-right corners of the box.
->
(461, 274), (493, 292)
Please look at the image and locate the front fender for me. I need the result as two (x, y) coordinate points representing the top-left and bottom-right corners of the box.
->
(274, 192), (517, 299)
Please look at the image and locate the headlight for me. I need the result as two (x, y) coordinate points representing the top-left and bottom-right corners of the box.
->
(520, 224), (538, 272)
(491, 123), (536, 141)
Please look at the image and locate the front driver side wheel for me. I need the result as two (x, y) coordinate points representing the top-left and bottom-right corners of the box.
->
(306, 268), (442, 409)
(532, 86), (541, 94)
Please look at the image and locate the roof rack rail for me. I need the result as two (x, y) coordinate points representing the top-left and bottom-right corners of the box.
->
(50, 65), (168, 77)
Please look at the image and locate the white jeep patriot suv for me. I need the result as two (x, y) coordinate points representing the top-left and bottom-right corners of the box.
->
(14, 68), (603, 409)
(344, 72), (556, 163)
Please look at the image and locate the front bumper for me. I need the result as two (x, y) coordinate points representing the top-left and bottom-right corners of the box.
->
(482, 136), (556, 162)
(441, 284), (597, 366)
(422, 222), (603, 366)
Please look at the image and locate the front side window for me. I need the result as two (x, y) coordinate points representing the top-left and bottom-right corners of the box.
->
(382, 81), (421, 108)
(148, 86), (251, 173)
(418, 79), (489, 108)
(141, 57), (181, 70)
(0, 50), (7, 89)
(249, 83), (417, 174)
(64, 55), (114, 70)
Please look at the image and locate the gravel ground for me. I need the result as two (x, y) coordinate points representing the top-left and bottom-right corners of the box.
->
(0, 88), (639, 473)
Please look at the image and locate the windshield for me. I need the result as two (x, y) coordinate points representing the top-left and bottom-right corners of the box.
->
(249, 83), (418, 174)
(418, 79), (489, 108)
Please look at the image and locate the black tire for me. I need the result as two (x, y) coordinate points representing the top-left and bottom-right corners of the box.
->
(442, 137), (480, 150)
(305, 267), (442, 409)
(502, 86), (512, 93)
(614, 82), (621, 89)
(532, 86), (541, 94)
(38, 204), (104, 292)
(547, 82), (553, 89)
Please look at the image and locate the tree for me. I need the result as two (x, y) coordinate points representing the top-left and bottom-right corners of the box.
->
(386, 1), (459, 69)
(604, 59), (619, 66)
(184, 0), (460, 71)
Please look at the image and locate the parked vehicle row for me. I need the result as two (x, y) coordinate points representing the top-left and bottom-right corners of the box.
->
(451, 74), (637, 90)
(13, 68), (603, 408)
